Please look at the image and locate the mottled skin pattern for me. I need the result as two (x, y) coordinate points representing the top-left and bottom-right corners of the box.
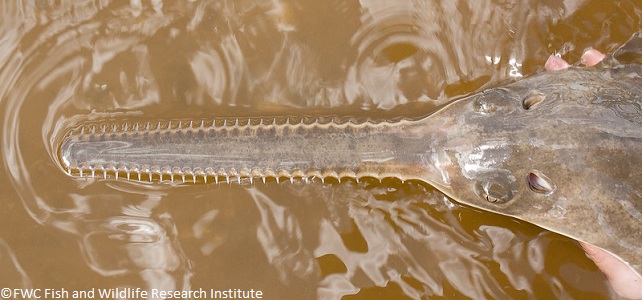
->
(423, 61), (642, 277)
(60, 34), (642, 277)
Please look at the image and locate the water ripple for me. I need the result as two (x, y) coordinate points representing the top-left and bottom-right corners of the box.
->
(2, 0), (640, 298)
(1, 0), (190, 291)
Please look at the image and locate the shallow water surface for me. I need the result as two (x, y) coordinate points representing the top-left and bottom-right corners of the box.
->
(1, 1), (641, 299)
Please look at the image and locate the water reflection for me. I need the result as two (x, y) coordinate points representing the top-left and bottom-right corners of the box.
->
(1, 0), (640, 298)
(0, 238), (32, 289)
(81, 216), (183, 275)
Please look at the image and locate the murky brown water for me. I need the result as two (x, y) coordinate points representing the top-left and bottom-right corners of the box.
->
(1, 1), (641, 299)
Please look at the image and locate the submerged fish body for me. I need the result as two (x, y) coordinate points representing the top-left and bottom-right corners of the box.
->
(430, 61), (642, 276)
(59, 33), (642, 275)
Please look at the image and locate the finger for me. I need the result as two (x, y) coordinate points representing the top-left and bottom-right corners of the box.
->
(545, 55), (570, 71)
(581, 49), (606, 67)
(580, 242), (642, 300)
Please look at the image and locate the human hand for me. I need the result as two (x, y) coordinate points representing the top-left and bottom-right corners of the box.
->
(580, 242), (642, 299)
(544, 48), (605, 70)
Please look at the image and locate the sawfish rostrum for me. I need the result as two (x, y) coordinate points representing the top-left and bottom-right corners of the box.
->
(59, 33), (642, 275)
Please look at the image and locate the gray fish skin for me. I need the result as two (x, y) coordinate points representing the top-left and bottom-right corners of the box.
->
(59, 34), (642, 276)
(428, 60), (642, 277)
(60, 118), (445, 183)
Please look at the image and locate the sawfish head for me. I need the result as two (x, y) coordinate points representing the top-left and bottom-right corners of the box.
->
(420, 32), (642, 273)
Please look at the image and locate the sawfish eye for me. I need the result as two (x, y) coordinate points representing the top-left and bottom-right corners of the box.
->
(527, 170), (556, 194)
(473, 89), (512, 114)
(474, 172), (517, 204)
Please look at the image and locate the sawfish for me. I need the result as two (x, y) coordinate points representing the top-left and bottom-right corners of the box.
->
(58, 32), (642, 276)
